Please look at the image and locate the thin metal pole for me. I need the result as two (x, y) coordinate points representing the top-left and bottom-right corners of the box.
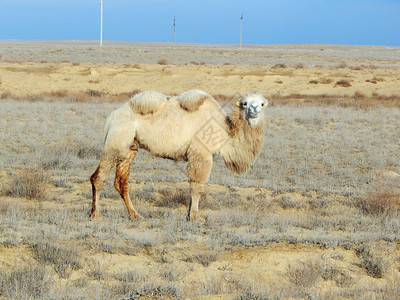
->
(173, 16), (176, 43)
(240, 13), (243, 49)
(100, 0), (103, 47)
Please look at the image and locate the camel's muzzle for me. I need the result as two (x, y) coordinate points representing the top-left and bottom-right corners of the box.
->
(248, 102), (261, 118)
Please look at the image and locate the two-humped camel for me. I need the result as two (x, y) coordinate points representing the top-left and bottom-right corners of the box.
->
(90, 90), (268, 221)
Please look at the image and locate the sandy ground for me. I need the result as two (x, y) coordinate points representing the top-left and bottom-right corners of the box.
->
(1, 41), (399, 99)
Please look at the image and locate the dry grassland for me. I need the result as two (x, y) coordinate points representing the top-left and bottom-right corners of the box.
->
(0, 42), (400, 299)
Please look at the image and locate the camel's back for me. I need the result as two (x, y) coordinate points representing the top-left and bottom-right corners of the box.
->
(134, 92), (229, 159)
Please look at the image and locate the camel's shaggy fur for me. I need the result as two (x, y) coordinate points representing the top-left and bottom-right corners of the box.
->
(178, 89), (212, 112)
(90, 89), (268, 221)
(129, 90), (167, 115)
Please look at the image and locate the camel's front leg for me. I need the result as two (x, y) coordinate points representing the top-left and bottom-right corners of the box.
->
(186, 149), (212, 221)
(187, 182), (204, 221)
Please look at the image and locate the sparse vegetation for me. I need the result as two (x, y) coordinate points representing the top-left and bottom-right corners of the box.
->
(30, 242), (82, 278)
(359, 184), (399, 218)
(335, 79), (352, 87)
(272, 63), (287, 69)
(157, 58), (169, 65)
(0, 43), (399, 299)
(0, 97), (399, 298)
(4, 168), (51, 200)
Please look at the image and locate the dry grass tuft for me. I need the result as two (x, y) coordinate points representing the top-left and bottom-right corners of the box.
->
(288, 260), (323, 287)
(359, 186), (399, 218)
(0, 265), (51, 299)
(157, 188), (188, 208)
(322, 266), (353, 287)
(272, 63), (287, 69)
(293, 62), (307, 69)
(157, 58), (170, 65)
(5, 168), (51, 200)
(355, 246), (387, 278)
(30, 242), (82, 279)
(189, 61), (206, 66)
(335, 80), (352, 87)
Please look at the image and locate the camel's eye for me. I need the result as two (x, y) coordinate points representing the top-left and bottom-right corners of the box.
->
(243, 101), (247, 107)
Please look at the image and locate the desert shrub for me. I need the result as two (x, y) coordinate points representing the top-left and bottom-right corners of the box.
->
(335, 80), (351, 87)
(276, 194), (304, 209)
(322, 266), (353, 287)
(359, 185), (399, 218)
(293, 62), (307, 69)
(355, 246), (387, 278)
(114, 269), (146, 283)
(366, 77), (385, 84)
(353, 91), (366, 99)
(42, 138), (100, 170)
(237, 288), (270, 300)
(0, 265), (51, 299)
(287, 260), (323, 287)
(335, 62), (347, 69)
(30, 242), (82, 279)
(157, 187), (188, 208)
(6, 168), (51, 200)
(85, 258), (109, 280)
(272, 63), (287, 69)
(157, 58), (169, 65)
(183, 252), (220, 267)
(128, 283), (183, 299)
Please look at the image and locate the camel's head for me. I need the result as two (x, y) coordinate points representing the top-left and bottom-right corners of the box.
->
(236, 91), (268, 127)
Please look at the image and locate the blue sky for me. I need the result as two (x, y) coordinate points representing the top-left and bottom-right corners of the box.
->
(0, 0), (399, 46)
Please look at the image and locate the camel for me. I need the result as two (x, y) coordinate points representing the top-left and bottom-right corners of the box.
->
(90, 89), (268, 221)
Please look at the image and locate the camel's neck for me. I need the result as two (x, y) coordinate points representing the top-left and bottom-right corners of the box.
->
(221, 107), (264, 174)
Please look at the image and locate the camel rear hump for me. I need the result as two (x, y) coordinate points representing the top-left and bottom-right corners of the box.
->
(178, 89), (214, 112)
(129, 90), (168, 115)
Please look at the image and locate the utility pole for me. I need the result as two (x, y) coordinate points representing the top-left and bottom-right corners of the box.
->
(240, 13), (243, 49)
(100, 0), (103, 47)
(173, 16), (176, 43)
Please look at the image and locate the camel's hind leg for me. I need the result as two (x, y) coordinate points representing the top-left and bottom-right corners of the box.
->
(90, 158), (114, 220)
(114, 149), (142, 219)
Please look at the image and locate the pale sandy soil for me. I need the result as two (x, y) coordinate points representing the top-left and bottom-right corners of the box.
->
(1, 41), (399, 99)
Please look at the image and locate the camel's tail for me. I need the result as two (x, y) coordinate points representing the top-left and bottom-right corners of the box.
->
(103, 110), (115, 145)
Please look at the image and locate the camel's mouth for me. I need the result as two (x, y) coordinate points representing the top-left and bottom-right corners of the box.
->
(247, 106), (261, 119)
(248, 112), (260, 119)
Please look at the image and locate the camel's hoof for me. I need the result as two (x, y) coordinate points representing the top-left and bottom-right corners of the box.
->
(89, 213), (100, 221)
(131, 213), (144, 220)
(186, 213), (205, 223)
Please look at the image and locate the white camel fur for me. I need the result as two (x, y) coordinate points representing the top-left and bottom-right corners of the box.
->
(90, 89), (268, 221)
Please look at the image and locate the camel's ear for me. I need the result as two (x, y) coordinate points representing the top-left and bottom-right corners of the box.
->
(236, 101), (241, 107)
